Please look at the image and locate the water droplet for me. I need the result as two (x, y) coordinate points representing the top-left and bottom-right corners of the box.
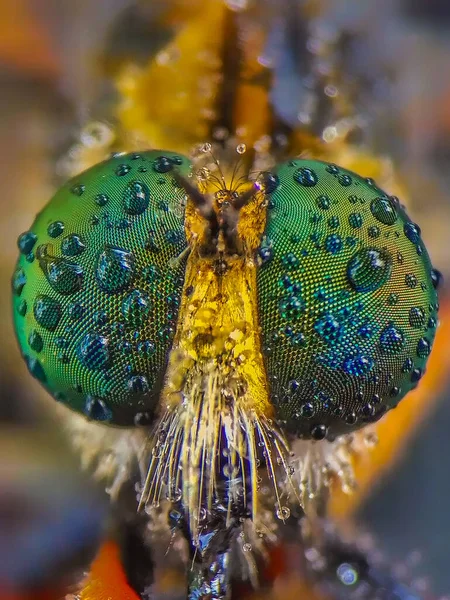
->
(84, 396), (112, 421)
(134, 412), (153, 426)
(71, 184), (85, 196)
(77, 333), (110, 369)
(236, 143), (246, 154)
(165, 230), (183, 245)
(324, 234), (343, 254)
(93, 310), (108, 326)
(347, 247), (392, 293)
(370, 197), (397, 225)
(310, 424), (327, 440)
(18, 299), (27, 316)
(38, 249), (83, 295)
(115, 163), (131, 176)
(68, 303), (83, 320)
(276, 506), (291, 520)
(281, 252), (300, 269)
(61, 234), (85, 256)
(404, 222), (421, 244)
(328, 216), (340, 229)
(405, 273), (418, 288)
(47, 221), (64, 238)
(338, 174), (352, 187)
(259, 171), (279, 193)
(388, 293), (399, 305)
(258, 246), (273, 263)
(95, 193), (109, 206)
(343, 354), (374, 376)
(411, 368), (422, 382)
(28, 330), (43, 353)
(12, 268), (26, 296)
(279, 295), (305, 320)
(55, 336), (68, 349)
(300, 402), (314, 418)
(337, 563), (359, 586)
(368, 225), (380, 238)
(417, 337), (431, 358)
(128, 375), (150, 394)
(379, 323), (405, 354)
(34, 295), (61, 330)
(17, 231), (37, 255)
(26, 356), (46, 382)
(143, 264), (161, 282)
(96, 246), (135, 293)
(431, 269), (442, 289)
(123, 181), (150, 215)
(316, 195), (331, 210)
(153, 156), (173, 173)
(137, 340), (156, 356)
(293, 167), (318, 187)
(122, 290), (151, 326)
(315, 313), (343, 341)
(326, 164), (339, 175)
(348, 213), (363, 229)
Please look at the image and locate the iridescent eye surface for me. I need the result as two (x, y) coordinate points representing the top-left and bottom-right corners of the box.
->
(257, 159), (439, 439)
(12, 151), (191, 425)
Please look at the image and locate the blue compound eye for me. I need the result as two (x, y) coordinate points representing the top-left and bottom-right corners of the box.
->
(256, 159), (439, 440)
(11, 151), (191, 425)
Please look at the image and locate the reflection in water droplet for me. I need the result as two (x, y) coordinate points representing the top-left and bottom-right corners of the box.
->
(315, 313), (343, 342)
(404, 222), (421, 244)
(338, 174), (352, 187)
(122, 290), (151, 326)
(84, 396), (112, 421)
(379, 323), (405, 354)
(343, 354), (374, 376)
(115, 163), (131, 176)
(78, 333), (110, 369)
(68, 303), (83, 320)
(417, 337), (431, 358)
(279, 295), (305, 320)
(38, 248), (83, 295)
(123, 181), (150, 215)
(405, 273), (418, 288)
(71, 184), (85, 196)
(324, 234), (343, 254)
(293, 167), (318, 187)
(61, 234), (85, 256)
(28, 330), (43, 353)
(12, 268), (27, 296)
(96, 246), (135, 293)
(26, 356), (46, 382)
(128, 375), (150, 394)
(348, 213), (363, 229)
(316, 195), (331, 210)
(18, 231), (37, 255)
(18, 299), (27, 316)
(34, 295), (61, 330)
(370, 197), (397, 225)
(347, 247), (392, 293)
(47, 221), (65, 238)
(95, 193), (109, 206)
(153, 156), (173, 173)
(259, 171), (279, 193)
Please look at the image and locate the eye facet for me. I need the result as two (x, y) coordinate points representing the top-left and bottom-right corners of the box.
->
(256, 159), (439, 439)
(12, 151), (191, 425)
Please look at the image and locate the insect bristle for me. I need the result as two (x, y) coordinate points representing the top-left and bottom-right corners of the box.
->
(140, 361), (290, 542)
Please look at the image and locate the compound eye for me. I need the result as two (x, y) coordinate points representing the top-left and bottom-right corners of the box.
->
(12, 151), (191, 426)
(257, 160), (439, 440)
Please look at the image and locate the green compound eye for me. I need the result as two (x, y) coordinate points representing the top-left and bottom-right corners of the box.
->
(12, 151), (191, 425)
(257, 159), (439, 440)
